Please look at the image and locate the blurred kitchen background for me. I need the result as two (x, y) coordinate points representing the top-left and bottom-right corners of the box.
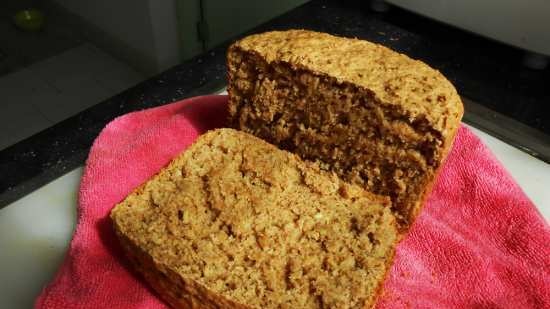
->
(0, 0), (308, 150)
(0, 0), (549, 152)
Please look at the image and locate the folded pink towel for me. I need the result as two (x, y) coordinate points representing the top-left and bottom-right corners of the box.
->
(35, 95), (550, 308)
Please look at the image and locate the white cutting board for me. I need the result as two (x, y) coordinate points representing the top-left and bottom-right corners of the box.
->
(0, 167), (82, 308)
(0, 124), (548, 308)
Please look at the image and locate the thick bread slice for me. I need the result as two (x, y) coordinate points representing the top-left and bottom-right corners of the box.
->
(227, 30), (464, 228)
(111, 128), (398, 309)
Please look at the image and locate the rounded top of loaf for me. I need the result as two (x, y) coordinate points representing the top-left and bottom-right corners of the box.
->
(231, 30), (463, 134)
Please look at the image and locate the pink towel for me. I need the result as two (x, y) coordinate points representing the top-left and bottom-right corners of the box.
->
(35, 95), (550, 309)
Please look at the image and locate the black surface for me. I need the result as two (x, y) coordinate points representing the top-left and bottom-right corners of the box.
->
(1, 0), (549, 208)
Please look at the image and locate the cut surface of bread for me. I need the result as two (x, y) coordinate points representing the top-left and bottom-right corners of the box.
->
(111, 128), (398, 309)
(227, 30), (464, 227)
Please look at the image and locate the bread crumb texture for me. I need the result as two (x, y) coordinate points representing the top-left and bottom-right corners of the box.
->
(227, 30), (463, 226)
(232, 30), (462, 133)
(111, 129), (398, 309)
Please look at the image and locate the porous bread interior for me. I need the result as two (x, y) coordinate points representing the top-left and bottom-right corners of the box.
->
(111, 128), (398, 309)
(228, 49), (443, 225)
(232, 30), (463, 135)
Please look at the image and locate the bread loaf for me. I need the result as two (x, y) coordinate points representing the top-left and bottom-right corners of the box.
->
(227, 30), (464, 228)
(111, 128), (398, 309)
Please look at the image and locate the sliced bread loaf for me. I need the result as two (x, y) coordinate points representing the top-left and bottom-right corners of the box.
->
(111, 128), (398, 309)
(227, 30), (464, 228)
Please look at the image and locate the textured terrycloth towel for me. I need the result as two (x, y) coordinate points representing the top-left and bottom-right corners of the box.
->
(35, 95), (550, 308)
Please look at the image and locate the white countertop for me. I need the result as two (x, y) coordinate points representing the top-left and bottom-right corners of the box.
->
(1, 124), (549, 308)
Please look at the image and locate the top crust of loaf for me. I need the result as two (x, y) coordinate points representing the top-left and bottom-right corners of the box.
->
(232, 30), (463, 135)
